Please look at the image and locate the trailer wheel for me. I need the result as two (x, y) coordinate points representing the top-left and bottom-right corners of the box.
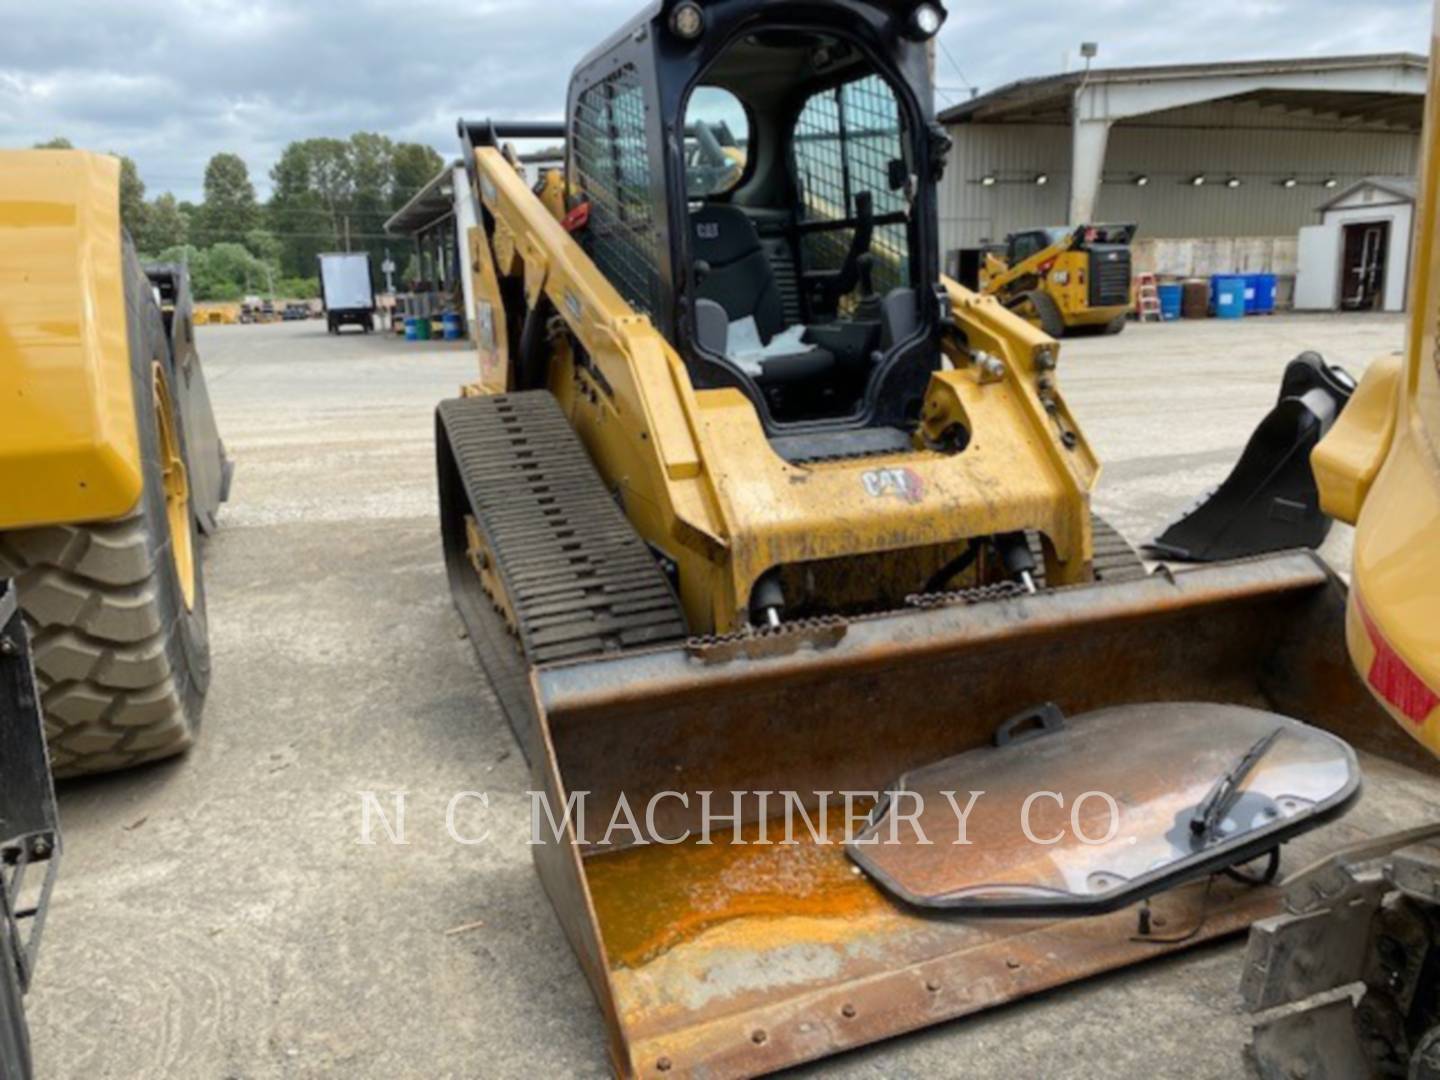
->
(0, 250), (211, 778)
(1022, 290), (1066, 339)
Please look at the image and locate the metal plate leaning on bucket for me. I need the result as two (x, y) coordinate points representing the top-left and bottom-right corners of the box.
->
(845, 702), (1361, 917)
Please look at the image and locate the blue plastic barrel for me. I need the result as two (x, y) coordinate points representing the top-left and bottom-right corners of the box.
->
(404, 317), (420, 341)
(1211, 275), (1247, 320)
(442, 312), (462, 340)
(1157, 283), (1183, 321)
(1246, 274), (1277, 315)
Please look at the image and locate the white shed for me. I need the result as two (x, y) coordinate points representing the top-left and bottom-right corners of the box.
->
(1294, 177), (1416, 312)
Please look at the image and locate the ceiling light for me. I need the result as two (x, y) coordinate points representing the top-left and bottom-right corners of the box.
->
(669, 1), (704, 39)
(980, 174), (997, 187)
(1282, 177), (1298, 189)
(1190, 174), (1207, 187)
(1324, 176), (1339, 189)
(1135, 174), (1150, 187)
(1035, 173), (1049, 186)
(907, 2), (946, 40)
(1226, 176), (1242, 189)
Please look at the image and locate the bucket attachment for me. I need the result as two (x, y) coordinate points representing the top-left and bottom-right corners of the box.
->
(525, 552), (1435, 1078)
(1148, 354), (1355, 562)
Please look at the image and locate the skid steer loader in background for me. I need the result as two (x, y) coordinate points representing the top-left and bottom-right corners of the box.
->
(0, 150), (230, 777)
(434, 1), (1437, 1074)
(1241, 9), (1440, 1075)
(976, 223), (1137, 338)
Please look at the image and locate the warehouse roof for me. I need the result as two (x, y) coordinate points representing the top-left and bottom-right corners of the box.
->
(940, 53), (1427, 130)
(385, 162), (461, 237)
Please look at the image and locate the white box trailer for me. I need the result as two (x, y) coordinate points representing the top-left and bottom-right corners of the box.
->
(317, 252), (376, 333)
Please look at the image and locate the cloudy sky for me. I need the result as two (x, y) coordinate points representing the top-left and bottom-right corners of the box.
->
(2, 0), (1431, 202)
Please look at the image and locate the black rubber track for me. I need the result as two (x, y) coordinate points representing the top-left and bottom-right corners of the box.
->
(1029, 514), (1149, 588)
(1089, 515), (1150, 583)
(436, 392), (687, 762)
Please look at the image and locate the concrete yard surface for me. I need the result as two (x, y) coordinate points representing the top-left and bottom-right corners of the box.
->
(25, 313), (1438, 1079)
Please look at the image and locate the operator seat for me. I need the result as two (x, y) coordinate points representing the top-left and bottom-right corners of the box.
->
(689, 205), (833, 384)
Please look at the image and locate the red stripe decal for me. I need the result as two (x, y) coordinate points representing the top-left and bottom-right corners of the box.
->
(1361, 602), (1440, 725)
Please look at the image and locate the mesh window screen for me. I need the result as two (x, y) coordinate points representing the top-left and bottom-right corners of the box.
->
(573, 66), (662, 315)
(793, 74), (910, 296)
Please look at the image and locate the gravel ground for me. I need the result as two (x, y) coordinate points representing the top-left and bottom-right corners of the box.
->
(23, 312), (1437, 1079)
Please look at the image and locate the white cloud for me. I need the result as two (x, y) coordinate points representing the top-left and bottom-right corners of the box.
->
(0, 0), (1429, 200)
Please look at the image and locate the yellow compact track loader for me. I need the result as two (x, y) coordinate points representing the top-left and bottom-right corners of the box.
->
(434, 2), (1436, 1075)
(979, 223), (1136, 337)
(0, 149), (230, 777)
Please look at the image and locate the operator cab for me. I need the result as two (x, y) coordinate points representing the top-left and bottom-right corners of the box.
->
(566, 1), (951, 456)
(681, 27), (940, 436)
(1005, 228), (1071, 267)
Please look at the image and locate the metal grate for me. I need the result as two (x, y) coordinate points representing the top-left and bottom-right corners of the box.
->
(572, 66), (661, 316)
(793, 75), (910, 297)
(1088, 247), (1133, 308)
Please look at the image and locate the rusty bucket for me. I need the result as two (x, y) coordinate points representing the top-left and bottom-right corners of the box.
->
(524, 553), (1433, 1078)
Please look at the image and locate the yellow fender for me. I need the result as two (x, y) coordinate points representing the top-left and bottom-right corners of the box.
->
(1311, 352), (1402, 525)
(0, 150), (142, 529)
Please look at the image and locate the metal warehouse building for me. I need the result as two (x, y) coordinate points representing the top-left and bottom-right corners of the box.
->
(938, 54), (1426, 306)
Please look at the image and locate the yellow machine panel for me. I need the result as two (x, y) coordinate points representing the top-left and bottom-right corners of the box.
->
(1313, 23), (1440, 758)
(0, 150), (142, 529)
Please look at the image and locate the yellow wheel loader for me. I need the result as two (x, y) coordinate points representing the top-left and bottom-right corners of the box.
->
(979, 223), (1137, 338)
(1242, 11), (1440, 1075)
(434, 2), (1435, 1075)
(0, 149), (230, 778)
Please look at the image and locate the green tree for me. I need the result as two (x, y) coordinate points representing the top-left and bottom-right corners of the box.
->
(197, 152), (259, 246)
(244, 228), (283, 267)
(116, 155), (147, 238)
(268, 138), (346, 277)
(392, 143), (444, 206)
(33, 137), (74, 149)
(276, 276), (319, 300)
(140, 192), (188, 253)
(266, 135), (446, 278)
(158, 241), (269, 301)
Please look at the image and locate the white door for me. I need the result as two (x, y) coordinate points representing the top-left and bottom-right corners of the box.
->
(1294, 225), (1341, 311)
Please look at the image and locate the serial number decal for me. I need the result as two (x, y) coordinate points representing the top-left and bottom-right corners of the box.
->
(861, 467), (925, 504)
(476, 300), (497, 352)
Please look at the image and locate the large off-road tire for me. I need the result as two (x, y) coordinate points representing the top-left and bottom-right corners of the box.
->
(0, 247), (211, 778)
(1104, 314), (1128, 336)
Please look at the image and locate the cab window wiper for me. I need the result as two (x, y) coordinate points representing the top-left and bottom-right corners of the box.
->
(1191, 728), (1283, 843)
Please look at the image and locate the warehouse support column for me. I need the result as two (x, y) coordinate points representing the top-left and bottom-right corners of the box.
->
(452, 165), (479, 340)
(1069, 113), (1111, 226)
